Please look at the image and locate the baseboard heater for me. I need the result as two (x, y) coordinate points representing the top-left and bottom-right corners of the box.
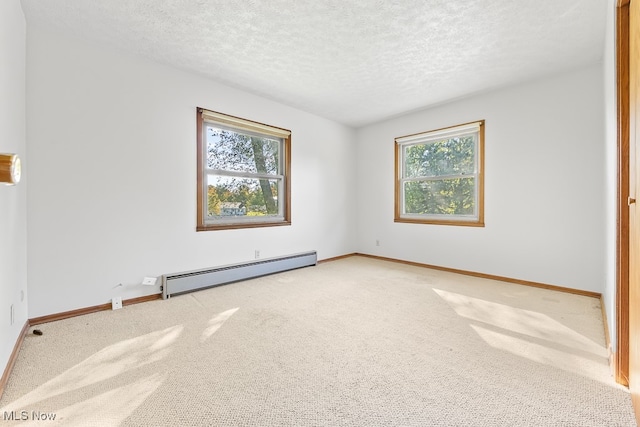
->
(161, 251), (317, 299)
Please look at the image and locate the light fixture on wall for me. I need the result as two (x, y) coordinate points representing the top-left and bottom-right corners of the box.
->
(0, 153), (21, 185)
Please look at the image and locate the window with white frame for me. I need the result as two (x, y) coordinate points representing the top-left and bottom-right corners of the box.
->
(395, 120), (484, 226)
(197, 108), (291, 231)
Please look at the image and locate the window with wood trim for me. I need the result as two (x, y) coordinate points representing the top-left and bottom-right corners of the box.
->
(197, 108), (291, 231)
(395, 120), (484, 227)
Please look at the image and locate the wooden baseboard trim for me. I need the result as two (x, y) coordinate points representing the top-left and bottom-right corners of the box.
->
(614, 350), (628, 386)
(600, 295), (615, 376)
(0, 321), (30, 400)
(123, 294), (162, 307)
(318, 253), (358, 264)
(29, 293), (162, 326)
(355, 253), (602, 299)
(30, 303), (112, 325)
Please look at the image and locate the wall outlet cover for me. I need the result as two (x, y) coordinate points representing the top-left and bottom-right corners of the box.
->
(112, 297), (123, 310)
(142, 277), (157, 286)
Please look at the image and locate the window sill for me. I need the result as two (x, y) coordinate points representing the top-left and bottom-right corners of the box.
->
(394, 217), (485, 227)
(197, 220), (292, 231)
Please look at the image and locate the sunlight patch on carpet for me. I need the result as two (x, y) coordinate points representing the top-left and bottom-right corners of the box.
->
(201, 307), (239, 342)
(21, 373), (167, 427)
(432, 288), (605, 356)
(432, 288), (615, 383)
(0, 325), (182, 412)
(469, 324), (613, 385)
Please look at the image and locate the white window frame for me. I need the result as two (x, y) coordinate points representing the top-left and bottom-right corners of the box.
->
(395, 120), (485, 227)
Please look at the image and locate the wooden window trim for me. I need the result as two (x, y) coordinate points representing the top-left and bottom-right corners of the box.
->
(394, 120), (485, 227)
(196, 108), (291, 231)
(616, 0), (630, 387)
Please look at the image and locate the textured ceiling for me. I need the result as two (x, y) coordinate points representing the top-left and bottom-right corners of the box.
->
(20, 0), (607, 127)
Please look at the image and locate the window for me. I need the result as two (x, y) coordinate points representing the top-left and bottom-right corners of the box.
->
(197, 108), (291, 231)
(395, 120), (484, 227)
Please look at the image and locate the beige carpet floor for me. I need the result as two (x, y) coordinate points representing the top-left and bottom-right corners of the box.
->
(0, 256), (636, 426)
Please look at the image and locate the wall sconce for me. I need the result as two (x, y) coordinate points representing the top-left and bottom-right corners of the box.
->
(0, 154), (21, 185)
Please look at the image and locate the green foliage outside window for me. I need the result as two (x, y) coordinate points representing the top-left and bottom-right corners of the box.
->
(206, 127), (281, 218)
(403, 136), (476, 216)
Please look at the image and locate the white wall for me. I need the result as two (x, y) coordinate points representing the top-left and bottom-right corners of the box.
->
(26, 26), (356, 318)
(0, 0), (28, 377)
(356, 64), (606, 293)
(603, 0), (618, 353)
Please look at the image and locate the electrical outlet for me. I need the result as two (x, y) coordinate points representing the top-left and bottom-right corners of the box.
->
(255, 250), (260, 259)
(111, 297), (123, 310)
(10, 304), (14, 325)
(142, 277), (157, 286)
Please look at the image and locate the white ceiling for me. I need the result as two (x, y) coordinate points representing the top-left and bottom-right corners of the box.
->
(20, 0), (607, 128)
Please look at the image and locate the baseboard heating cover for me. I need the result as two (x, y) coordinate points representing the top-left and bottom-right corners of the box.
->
(161, 251), (317, 299)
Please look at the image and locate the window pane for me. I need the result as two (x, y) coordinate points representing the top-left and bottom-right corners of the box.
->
(404, 178), (475, 216)
(404, 135), (475, 178)
(206, 126), (280, 174)
(207, 175), (280, 218)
